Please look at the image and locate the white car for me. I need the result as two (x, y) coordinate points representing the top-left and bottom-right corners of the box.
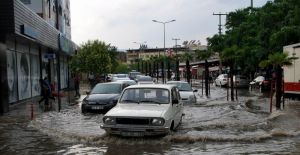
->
(166, 81), (197, 104)
(215, 74), (228, 86)
(101, 84), (184, 137)
(136, 75), (155, 85)
(250, 76), (265, 85)
(111, 74), (130, 82)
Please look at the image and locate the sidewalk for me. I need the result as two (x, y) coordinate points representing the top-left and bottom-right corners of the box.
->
(4, 83), (92, 121)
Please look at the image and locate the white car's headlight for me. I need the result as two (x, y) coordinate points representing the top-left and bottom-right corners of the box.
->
(151, 118), (165, 126)
(103, 117), (116, 125)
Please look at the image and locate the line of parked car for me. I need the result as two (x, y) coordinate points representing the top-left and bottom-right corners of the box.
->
(81, 72), (199, 137)
(214, 74), (271, 91)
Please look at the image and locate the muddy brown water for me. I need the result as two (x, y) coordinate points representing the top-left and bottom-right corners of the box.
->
(1, 87), (300, 155)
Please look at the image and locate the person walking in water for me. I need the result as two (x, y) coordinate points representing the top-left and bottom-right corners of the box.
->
(38, 77), (51, 108)
(74, 74), (80, 97)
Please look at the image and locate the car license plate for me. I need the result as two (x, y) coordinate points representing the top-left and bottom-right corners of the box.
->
(92, 106), (103, 110)
(121, 131), (144, 137)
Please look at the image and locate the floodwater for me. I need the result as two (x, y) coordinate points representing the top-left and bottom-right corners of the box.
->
(1, 86), (300, 155)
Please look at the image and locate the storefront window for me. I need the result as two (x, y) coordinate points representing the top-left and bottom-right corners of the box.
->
(17, 53), (31, 100)
(6, 50), (18, 103)
(31, 55), (40, 97)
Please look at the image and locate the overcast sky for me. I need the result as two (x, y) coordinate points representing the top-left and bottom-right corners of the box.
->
(70, 0), (269, 51)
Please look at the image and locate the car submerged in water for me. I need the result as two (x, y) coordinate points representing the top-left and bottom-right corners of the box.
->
(81, 81), (134, 113)
(100, 84), (184, 137)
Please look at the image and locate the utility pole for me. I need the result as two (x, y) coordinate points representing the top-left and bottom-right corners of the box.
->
(213, 12), (227, 75)
(213, 12), (227, 35)
(172, 38), (180, 81)
(250, 0), (254, 8)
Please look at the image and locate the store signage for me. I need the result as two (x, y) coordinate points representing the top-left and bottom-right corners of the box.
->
(59, 33), (70, 53)
(21, 24), (38, 39)
(44, 53), (56, 59)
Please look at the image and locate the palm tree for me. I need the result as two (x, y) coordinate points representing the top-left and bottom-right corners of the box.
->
(221, 45), (241, 101)
(259, 52), (297, 109)
(197, 49), (214, 97)
(174, 54), (181, 81)
(181, 53), (193, 84)
(151, 56), (160, 82)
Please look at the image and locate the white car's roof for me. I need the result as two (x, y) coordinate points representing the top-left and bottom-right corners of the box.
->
(125, 84), (175, 90)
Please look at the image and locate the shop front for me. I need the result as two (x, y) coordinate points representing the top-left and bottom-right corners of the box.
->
(0, 0), (76, 114)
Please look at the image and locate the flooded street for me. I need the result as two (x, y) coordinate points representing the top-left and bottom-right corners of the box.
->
(1, 86), (300, 154)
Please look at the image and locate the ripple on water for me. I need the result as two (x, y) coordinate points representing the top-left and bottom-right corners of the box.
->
(27, 92), (300, 154)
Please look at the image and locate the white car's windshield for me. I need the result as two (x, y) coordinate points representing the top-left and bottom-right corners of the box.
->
(120, 88), (169, 104)
(91, 83), (121, 94)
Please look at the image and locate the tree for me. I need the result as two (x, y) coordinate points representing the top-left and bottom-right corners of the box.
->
(114, 63), (130, 73)
(221, 45), (242, 101)
(259, 52), (297, 109)
(181, 53), (192, 84)
(207, 0), (300, 81)
(69, 40), (117, 75)
(197, 49), (214, 97)
(173, 54), (181, 81)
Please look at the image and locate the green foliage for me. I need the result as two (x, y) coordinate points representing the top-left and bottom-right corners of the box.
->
(69, 40), (118, 75)
(259, 52), (296, 68)
(196, 49), (213, 60)
(114, 63), (130, 73)
(180, 53), (193, 62)
(207, 0), (300, 74)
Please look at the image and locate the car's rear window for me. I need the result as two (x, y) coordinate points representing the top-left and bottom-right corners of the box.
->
(91, 83), (121, 94)
(167, 82), (192, 91)
(138, 76), (152, 81)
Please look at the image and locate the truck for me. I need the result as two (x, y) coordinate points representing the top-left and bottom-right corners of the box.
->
(283, 43), (300, 99)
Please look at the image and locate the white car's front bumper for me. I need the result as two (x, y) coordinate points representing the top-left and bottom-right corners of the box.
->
(100, 124), (170, 136)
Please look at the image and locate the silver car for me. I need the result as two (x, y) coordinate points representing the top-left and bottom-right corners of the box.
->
(166, 81), (197, 104)
(136, 75), (155, 85)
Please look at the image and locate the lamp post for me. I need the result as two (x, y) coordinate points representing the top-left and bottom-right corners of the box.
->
(152, 19), (176, 83)
(172, 38), (180, 81)
(133, 41), (147, 73)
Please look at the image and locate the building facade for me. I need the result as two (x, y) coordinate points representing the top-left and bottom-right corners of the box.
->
(126, 45), (207, 64)
(0, 0), (76, 114)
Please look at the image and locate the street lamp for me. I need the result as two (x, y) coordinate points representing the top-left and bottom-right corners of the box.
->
(172, 38), (180, 81)
(152, 19), (176, 55)
(152, 19), (176, 83)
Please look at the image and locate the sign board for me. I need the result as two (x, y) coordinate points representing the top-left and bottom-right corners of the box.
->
(44, 53), (56, 59)
(59, 33), (70, 53)
(21, 24), (38, 39)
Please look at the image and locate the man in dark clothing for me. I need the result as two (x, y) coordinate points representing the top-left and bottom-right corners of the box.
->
(74, 74), (80, 97)
(38, 77), (51, 106)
